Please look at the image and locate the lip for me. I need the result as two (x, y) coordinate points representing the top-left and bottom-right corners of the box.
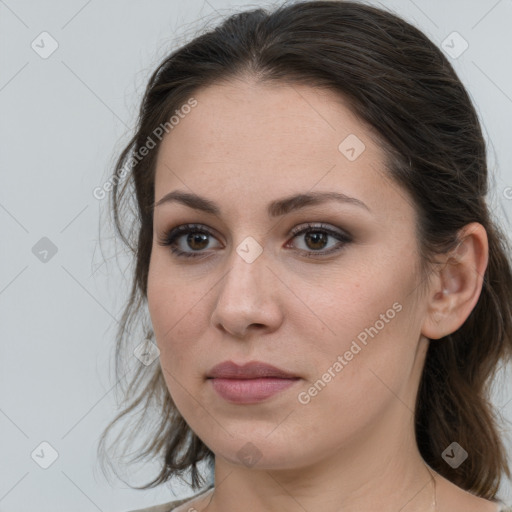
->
(207, 361), (300, 404)
(207, 360), (298, 379)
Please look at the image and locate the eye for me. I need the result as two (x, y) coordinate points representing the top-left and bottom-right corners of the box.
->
(156, 223), (220, 259)
(286, 222), (352, 258)
(156, 222), (352, 260)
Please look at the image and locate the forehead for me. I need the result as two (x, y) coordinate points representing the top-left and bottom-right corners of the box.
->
(153, 79), (410, 220)
(157, 79), (379, 166)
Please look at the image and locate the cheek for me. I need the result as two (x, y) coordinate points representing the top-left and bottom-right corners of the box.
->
(147, 259), (210, 372)
(291, 302), (420, 454)
(147, 258), (182, 354)
(298, 260), (420, 400)
(304, 267), (407, 349)
(147, 271), (204, 409)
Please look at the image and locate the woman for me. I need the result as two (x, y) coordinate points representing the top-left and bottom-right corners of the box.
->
(98, 1), (512, 511)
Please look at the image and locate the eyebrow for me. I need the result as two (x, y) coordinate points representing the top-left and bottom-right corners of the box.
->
(152, 190), (371, 217)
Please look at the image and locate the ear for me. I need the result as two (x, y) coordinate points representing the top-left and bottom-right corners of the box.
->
(421, 222), (489, 340)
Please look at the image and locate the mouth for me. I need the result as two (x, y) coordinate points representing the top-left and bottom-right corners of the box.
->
(207, 360), (300, 404)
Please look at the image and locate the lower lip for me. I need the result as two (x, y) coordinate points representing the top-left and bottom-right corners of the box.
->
(209, 377), (299, 404)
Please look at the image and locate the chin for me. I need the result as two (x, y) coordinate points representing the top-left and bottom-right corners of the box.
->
(204, 430), (326, 471)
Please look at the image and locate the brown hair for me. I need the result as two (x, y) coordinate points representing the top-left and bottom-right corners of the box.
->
(97, 0), (512, 499)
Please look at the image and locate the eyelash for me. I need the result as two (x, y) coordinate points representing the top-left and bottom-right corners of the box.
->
(156, 222), (352, 260)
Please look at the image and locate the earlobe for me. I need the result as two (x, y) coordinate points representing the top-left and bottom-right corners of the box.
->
(421, 223), (489, 340)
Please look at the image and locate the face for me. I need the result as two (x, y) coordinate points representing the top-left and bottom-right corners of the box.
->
(147, 78), (430, 471)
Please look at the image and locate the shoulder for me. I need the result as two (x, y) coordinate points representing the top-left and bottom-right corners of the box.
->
(124, 485), (215, 512)
(124, 497), (188, 512)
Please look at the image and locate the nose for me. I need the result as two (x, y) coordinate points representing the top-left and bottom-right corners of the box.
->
(210, 245), (284, 339)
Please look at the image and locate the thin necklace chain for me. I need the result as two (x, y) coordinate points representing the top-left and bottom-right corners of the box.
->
(426, 464), (439, 512)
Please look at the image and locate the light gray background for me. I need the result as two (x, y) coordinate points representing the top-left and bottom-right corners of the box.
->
(1, 0), (512, 511)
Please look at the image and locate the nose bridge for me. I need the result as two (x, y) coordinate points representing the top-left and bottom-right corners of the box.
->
(219, 237), (269, 307)
(211, 237), (282, 335)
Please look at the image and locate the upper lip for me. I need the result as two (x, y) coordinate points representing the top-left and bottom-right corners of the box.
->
(207, 361), (299, 379)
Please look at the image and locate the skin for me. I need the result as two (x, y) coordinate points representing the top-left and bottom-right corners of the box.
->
(147, 78), (494, 512)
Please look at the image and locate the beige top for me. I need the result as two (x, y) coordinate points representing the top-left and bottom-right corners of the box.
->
(128, 502), (512, 512)
(126, 485), (214, 512)
(126, 487), (512, 512)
